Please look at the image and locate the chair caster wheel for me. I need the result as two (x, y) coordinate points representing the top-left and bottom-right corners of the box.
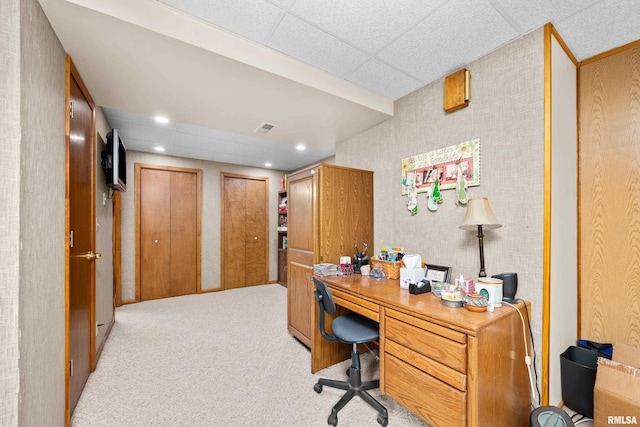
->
(328, 413), (338, 426)
(314, 383), (323, 393)
(377, 414), (388, 426)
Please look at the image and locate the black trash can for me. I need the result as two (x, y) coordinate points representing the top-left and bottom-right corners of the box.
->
(560, 346), (599, 418)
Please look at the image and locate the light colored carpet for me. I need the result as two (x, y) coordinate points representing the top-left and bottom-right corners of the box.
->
(71, 284), (429, 426)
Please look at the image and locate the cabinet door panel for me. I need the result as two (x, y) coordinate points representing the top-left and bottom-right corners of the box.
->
(318, 167), (373, 264)
(288, 175), (313, 252)
(288, 248), (314, 346)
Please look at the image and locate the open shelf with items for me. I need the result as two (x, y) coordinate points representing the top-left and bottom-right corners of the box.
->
(277, 183), (287, 286)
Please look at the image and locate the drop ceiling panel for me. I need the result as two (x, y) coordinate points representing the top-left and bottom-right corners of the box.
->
(289, 0), (442, 53)
(379, 0), (519, 82)
(555, 0), (640, 59)
(157, 0), (283, 43)
(489, 0), (603, 33)
(346, 59), (423, 101)
(40, 0), (640, 171)
(267, 13), (369, 77)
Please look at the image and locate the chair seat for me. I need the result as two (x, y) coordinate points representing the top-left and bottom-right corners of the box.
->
(331, 313), (379, 344)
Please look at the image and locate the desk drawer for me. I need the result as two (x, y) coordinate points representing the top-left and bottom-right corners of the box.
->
(385, 316), (467, 373)
(384, 354), (466, 427)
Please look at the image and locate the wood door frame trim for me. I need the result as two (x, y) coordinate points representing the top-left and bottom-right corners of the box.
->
(113, 190), (122, 306)
(64, 55), (96, 426)
(134, 163), (202, 303)
(220, 172), (270, 290)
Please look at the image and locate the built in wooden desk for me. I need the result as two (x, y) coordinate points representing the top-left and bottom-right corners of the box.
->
(311, 275), (531, 427)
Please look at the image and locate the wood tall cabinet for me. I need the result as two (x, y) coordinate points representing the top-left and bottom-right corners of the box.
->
(286, 164), (374, 346)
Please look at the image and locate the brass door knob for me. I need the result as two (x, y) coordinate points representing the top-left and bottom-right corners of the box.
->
(80, 251), (102, 260)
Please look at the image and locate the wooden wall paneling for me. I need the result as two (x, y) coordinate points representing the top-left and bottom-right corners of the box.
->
(579, 43), (640, 346)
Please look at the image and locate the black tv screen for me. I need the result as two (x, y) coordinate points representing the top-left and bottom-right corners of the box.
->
(101, 129), (126, 192)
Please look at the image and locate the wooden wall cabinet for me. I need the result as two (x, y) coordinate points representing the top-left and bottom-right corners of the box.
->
(286, 164), (374, 346)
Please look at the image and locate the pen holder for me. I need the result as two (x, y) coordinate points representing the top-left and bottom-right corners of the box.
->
(409, 280), (431, 295)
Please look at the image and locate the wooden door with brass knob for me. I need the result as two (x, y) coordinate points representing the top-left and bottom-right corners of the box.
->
(66, 59), (96, 419)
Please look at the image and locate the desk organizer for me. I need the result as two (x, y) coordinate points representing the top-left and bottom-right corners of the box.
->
(369, 258), (402, 279)
(409, 281), (431, 295)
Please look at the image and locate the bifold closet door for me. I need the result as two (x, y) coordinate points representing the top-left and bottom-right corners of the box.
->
(222, 175), (268, 289)
(140, 168), (197, 301)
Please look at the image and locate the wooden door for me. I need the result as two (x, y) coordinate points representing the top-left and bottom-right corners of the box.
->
(66, 59), (95, 418)
(140, 168), (171, 300)
(137, 165), (201, 301)
(170, 172), (198, 296)
(579, 42), (640, 345)
(221, 174), (269, 289)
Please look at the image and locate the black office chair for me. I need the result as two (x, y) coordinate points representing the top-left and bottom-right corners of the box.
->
(312, 277), (388, 426)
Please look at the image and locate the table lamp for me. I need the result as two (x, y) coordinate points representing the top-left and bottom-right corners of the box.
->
(459, 198), (501, 277)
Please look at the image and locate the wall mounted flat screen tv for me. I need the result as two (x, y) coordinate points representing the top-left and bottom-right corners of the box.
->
(101, 129), (127, 192)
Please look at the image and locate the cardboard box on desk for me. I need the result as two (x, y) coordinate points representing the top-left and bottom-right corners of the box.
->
(399, 267), (425, 289)
(594, 342), (640, 427)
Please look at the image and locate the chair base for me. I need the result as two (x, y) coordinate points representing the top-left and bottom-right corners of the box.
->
(314, 346), (388, 426)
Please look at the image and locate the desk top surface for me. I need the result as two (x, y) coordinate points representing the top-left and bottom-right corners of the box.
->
(318, 274), (526, 336)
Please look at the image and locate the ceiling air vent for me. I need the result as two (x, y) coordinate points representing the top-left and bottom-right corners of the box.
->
(255, 122), (276, 134)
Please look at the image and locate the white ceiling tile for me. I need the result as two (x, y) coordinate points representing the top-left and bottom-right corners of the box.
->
(346, 59), (424, 101)
(379, 0), (519, 82)
(290, 0), (442, 53)
(171, 132), (232, 152)
(489, 0), (602, 33)
(157, 0), (284, 43)
(555, 0), (640, 60)
(114, 124), (176, 145)
(119, 137), (164, 152)
(268, 14), (370, 77)
(62, 0), (639, 172)
(268, 0), (295, 8)
(174, 122), (236, 140)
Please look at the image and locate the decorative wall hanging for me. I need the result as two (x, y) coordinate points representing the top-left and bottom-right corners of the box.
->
(401, 139), (480, 198)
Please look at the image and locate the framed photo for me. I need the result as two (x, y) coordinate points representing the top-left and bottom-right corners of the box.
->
(425, 264), (452, 283)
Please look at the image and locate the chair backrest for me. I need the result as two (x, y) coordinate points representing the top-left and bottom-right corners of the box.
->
(313, 277), (339, 343)
(313, 277), (336, 315)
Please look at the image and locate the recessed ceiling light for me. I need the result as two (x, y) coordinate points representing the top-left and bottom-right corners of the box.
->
(154, 115), (169, 124)
(265, 162), (272, 167)
(296, 144), (306, 151)
(154, 146), (166, 152)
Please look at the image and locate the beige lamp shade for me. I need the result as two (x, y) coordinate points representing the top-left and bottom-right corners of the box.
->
(459, 198), (502, 230)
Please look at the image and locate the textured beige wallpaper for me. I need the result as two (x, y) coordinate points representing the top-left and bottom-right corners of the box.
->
(337, 28), (546, 385)
(18, 0), (67, 424)
(95, 109), (115, 353)
(1, 1), (22, 425)
(120, 151), (287, 301)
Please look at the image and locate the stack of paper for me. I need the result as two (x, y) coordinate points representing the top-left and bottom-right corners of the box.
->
(313, 263), (338, 277)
